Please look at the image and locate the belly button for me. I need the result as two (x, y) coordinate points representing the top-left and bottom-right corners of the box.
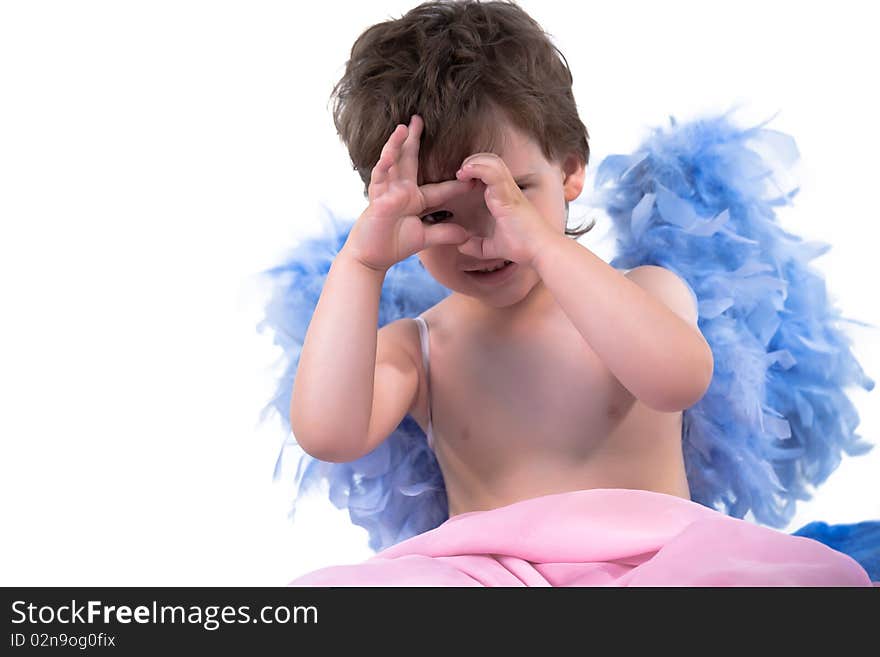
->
(459, 425), (471, 441)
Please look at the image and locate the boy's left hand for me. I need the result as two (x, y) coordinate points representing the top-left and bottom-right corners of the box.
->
(454, 153), (557, 267)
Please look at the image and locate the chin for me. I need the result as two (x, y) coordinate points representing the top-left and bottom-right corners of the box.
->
(476, 288), (530, 308)
(461, 268), (541, 308)
(425, 258), (541, 309)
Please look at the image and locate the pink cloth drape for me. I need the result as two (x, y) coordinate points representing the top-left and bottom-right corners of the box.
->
(289, 488), (873, 587)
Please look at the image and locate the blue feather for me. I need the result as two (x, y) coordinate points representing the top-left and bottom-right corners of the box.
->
(792, 520), (880, 580)
(596, 108), (876, 528)
(257, 207), (450, 551)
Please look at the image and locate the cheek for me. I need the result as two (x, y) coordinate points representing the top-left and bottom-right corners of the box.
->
(530, 192), (566, 229)
(419, 248), (457, 280)
(420, 247), (488, 293)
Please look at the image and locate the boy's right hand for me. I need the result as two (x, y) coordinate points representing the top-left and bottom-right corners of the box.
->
(343, 114), (474, 272)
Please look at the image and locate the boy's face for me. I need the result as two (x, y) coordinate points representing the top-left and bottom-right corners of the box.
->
(417, 118), (585, 309)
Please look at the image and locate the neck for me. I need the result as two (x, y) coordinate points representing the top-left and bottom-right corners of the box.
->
(458, 277), (557, 330)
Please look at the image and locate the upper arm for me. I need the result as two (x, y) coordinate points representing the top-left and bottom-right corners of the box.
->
(361, 318), (423, 454)
(625, 265), (713, 407)
(624, 265), (699, 328)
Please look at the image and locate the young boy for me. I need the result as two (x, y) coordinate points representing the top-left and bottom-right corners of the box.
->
(286, 0), (871, 586)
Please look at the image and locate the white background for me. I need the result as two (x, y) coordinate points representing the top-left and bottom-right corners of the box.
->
(1, 1), (878, 585)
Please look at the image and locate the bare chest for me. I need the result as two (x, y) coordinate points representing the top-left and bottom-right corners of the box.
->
(422, 311), (636, 465)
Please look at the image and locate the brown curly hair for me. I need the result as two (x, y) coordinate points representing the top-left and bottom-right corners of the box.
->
(330, 0), (595, 238)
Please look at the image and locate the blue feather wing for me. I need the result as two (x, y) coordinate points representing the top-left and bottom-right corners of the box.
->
(256, 207), (450, 552)
(594, 108), (876, 528)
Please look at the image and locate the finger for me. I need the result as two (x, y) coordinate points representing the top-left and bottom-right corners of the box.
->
(399, 115), (423, 182)
(460, 152), (501, 167)
(457, 162), (523, 209)
(455, 158), (512, 190)
(370, 124), (408, 189)
(379, 124), (407, 168)
(456, 235), (486, 259)
(422, 222), (470, 249)
(420, 178), (477, 209)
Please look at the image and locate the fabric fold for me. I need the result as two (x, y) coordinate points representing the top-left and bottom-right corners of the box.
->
(289, 489), (873, 587)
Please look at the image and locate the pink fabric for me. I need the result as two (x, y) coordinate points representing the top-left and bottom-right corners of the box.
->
(289, 488), (873, 587)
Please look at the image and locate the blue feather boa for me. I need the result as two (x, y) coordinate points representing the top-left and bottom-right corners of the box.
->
(257, 110), (878, 575)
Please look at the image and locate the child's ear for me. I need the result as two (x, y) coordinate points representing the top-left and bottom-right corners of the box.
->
(561, 154), (586, 202)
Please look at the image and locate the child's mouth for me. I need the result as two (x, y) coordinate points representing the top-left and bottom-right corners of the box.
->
(463, 260), (517, 284)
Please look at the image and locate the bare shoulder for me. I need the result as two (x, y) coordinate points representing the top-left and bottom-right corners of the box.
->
(375, 313), (431, 421)
(376, 293), (451, 365)
(624, 265), (699, 327)
(377, 316), (422, 374)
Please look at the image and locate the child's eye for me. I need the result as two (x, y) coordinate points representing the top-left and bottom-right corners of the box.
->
(420, 210), (452, 223)
(517, 184), (529, 191)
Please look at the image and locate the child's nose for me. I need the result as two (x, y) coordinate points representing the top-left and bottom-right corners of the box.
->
(461, 183), (494, 236)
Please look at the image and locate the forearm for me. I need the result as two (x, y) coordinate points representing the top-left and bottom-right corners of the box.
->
(532, 233), (712, 412)
(289, 247), (385, 459)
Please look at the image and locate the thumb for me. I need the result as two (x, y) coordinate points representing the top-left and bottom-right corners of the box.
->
(423, 223), (470, 248)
